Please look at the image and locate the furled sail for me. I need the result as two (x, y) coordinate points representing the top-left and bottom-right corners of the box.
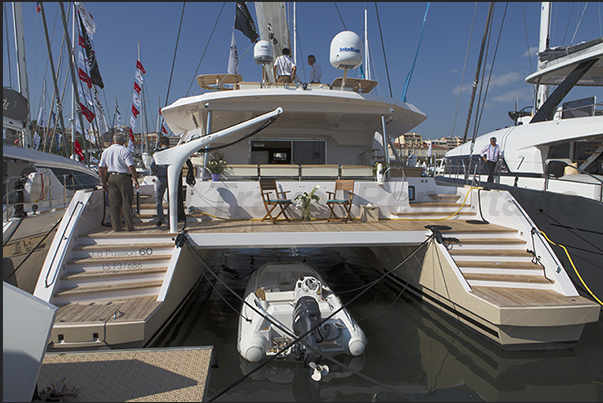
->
(254, 2), (291, 83)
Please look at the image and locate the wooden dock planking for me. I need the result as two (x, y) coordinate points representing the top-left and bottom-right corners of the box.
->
(471, 286), (595, 307)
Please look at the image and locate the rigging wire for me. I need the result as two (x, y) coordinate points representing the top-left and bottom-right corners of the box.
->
(374, 2), (392, 98)
(164, 2), (186, 108)
(570, 2), (589, 44)
(560, 2), (576, 45)
(185, 2), (226, 97)
(5, 2), (13, 88)
(474, 2), (508, 136)
(450, 2), (478, 139)
(520, 2), (537, 106)
(333, 2), (347, 30)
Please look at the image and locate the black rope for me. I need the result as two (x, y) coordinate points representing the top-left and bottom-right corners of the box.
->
(164, 2), (186, 107)
(333, 2), (347, 30)
(374, 3), (392, 98)
(186, 2), (226, 97)
(202, 236), (433, 401)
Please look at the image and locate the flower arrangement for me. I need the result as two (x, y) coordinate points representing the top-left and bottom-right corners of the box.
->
(206, 152), (228, 174)
(294, 185), (321, 221)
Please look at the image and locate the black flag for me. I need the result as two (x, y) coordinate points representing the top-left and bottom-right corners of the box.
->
(234, 2), (259, 43)
(78, 14), (104, 89)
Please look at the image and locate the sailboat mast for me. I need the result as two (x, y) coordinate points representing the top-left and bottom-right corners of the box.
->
(535, 2), (551, 111)
(11, 2), (32, 148)
(364, 7), (370, 80)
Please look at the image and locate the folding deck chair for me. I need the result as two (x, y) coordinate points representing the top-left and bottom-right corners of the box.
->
(259, 179), (293, 223)
(326, 179), (355, 223)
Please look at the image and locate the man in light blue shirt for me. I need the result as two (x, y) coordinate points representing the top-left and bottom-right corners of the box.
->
(308, 55), (322, 83)
(480, 136), (502, 183)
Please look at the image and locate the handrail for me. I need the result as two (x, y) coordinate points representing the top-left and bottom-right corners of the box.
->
(44, 200), (84, 288)
(509, 198), (562, 280)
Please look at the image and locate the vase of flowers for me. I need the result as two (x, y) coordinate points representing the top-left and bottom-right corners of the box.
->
(294, 185), (321, 222)
(206, 152), (227, 181)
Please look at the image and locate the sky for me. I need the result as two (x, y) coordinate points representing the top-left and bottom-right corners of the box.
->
(4, 2), (603, 141)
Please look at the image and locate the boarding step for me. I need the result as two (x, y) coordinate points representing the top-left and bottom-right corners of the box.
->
(61, 267), (168, 281)
(462, 273), (554, 290)
(53, 280), (164, 298)
(428, 194), (461, 201)
(66, 255), (170, 271)
(449, 249), (532, 257)
(409, 202), (470, 208)
(454, 237), (526, 245)
(72, 242), (175, 259)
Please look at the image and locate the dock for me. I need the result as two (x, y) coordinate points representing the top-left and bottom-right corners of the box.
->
(37, 347), (213, 402)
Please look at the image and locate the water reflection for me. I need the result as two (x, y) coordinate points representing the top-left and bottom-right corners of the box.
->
(151, 247), (603, 402)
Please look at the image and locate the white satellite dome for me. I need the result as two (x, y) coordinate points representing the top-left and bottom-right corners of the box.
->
(330, 31), (363, 70)
(254, 40), (273, 64)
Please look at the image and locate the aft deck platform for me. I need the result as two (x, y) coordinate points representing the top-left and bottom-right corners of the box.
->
(37, 347), (213, 402)
(86, 218), (517, 249)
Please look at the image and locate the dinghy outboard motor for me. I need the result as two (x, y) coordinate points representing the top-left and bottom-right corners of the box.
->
(293, 294), (329, 380)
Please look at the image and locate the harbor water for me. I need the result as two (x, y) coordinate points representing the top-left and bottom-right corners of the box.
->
(150, 246), (603, 402)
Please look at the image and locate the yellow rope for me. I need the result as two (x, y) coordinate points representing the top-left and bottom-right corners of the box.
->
(539, 230), (603, 306)
(390, 186), (480, 221)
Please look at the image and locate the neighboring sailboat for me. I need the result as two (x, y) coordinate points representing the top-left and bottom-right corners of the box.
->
(3, 2), (101, 294)
(437, 2), (603, 304)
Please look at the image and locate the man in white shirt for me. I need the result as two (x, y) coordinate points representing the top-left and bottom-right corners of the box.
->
(99, 133), (139, 231)
(273, 47), (296, 84)
(308, 54), (322, 83)
(480, 136), (502, 183)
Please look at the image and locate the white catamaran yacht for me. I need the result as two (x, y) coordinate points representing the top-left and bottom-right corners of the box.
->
(31, 3), (599, 353)
(438, 3), (603, 305)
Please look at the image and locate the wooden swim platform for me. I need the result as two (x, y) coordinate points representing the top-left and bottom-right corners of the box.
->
(37, 347), (213, 402)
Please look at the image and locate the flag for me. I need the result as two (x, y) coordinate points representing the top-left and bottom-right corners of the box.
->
(134, 69), (144, 85)
(92, 86), (108, 135)
(79, 35), (85, 47)
(33, 132), (41, 150)
(80, 103), (96, 123)
(77, 50), (87, 70)
(36, 2), (41, 13)
(133, 82), (141, 94)
(227, 30), (238, 74)
(130, 115), (137, 129)
(234, 2), (258, 43)
(132, 92), (141, 108)
(136, 60), (146, 74)
(78, 67), (92, 88)
(161, 125), (168, 134)
(128, 138), (135, 154)
(37, 108), (48, 127)
(78, 14), (104, 88)
(74, 139), (84, 160)
(74, 2), (96, 36)
(55, 132), (62, 151)
(116, 105), (125, 125)
(427, 141), (432, 157)
(131, 105), (140, 118)
(78, 85), (93, 106)
(74, 117), (82, 134)
(128, 128), (135, 143)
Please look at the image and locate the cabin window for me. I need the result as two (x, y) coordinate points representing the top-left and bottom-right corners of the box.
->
(547, 143), (570, 160)
(250, 139), (326, 165)
(48, 167), (98, 190)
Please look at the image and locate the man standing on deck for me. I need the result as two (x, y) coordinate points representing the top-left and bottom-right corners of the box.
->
(273, 47), (296, 84)
(308, 54), (322, 83)
(480, 136), (502, 183)
(99, 133), (139, 231)
(150, 136), (170, 227)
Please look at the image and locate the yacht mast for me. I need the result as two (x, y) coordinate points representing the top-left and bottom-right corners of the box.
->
(11, 2), (32, 147)
(364, 7), (370, 80)
(293, 2), (297, 65)
(535, 2), (551, 111)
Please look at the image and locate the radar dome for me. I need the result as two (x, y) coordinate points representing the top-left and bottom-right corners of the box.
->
(254, 40), (273, 65)
(330, 31), (363, 70)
